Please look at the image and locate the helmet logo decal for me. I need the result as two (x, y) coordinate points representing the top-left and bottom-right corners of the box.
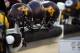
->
(65, 0), (73, 7)
(47, 6), (55, 16)
(17, 5), (29, 16)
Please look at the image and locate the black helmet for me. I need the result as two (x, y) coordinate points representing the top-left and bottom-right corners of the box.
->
(27, 1), (44, 24)
(8, 3), (29, 17)
(63, 0), (79, 17)
(8, 3), (31, 27)
(65, 0), (78, 9)
(42, 1), (60, 23)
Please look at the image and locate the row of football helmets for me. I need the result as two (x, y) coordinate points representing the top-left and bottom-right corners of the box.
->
(0, 0), (80, 53)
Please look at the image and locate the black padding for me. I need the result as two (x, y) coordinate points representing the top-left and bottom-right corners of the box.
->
(0, 32), (6, 53)
(64, 24), (80, 35)
(72, 17), (80, 25)
(0, 39), (6, 53)
(23, 27), (62, 42)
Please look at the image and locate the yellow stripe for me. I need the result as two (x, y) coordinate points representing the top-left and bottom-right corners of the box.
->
(0, 13), (9, 28)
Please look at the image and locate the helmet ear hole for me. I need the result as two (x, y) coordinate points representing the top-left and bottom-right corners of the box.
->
(6, 35), (15, 44)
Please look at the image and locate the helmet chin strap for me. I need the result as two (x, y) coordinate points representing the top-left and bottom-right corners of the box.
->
(57, 2), (65, 10)
(57, 2), (65, 24)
